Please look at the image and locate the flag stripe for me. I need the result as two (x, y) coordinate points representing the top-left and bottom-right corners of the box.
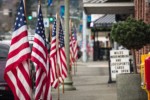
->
(12, 63), (31, 99)
(44, 58), (52, 100)
(50, 57), (57, 82)
(6, 47), (30, 69)
(7, 71), (25, 100)
(5, 60), (32, 100)
(11, 25), (27, 42)
(31, 52), (47, 72)
(8, 42), (30, 60)
(35, 70), (46, 100)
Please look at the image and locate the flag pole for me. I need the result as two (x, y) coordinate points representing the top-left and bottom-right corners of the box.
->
(23, 0), (27, 21)
(60, 18), (65, 94)
(23, 1), (33, 99)
(56, 0), (65, 96)
(72, 23), (76, 76)
(62, 0), (76, 91)
(75, 25), (78, 73)
(69, 19), (73, 78)
(69, 19), (72, 73)
(23, 0), (29, 30)
(24, 0), (35, 99)
(56, 13), (60, 100)
(49, 24), (52, 43)
(62, 80), (65, 94)
(56, 65), (60, 100)
(74, 63), (76, 75)
(39, 0), (41, 4)
(76, 61), (77, 72)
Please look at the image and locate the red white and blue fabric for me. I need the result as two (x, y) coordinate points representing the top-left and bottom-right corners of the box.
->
(57, 20), (67, 83)
(72, 27), (78, 61)
(4, 0), (32, 99)
(31, 4), (52, 100)
(70, 27), (75, 67)
(50, 19), (59, 89)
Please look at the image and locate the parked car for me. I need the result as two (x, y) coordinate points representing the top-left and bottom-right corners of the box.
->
(0, 43), (14, 99)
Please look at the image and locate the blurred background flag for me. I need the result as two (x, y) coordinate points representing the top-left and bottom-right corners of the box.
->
(57, 18), (67, 82)
(48, 0), (53, 6)
(72, 27), (78, 61)
(50, 18), (59, 89)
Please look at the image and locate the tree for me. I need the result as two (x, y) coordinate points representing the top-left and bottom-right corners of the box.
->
(111, 17), (150, 73)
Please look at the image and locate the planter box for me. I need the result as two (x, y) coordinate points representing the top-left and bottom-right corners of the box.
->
(117, 73), (147, 100)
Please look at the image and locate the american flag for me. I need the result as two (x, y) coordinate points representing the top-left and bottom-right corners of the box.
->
(72, 27), (78, 61)
(31, 4), (52, 100)
(69, 25), (75, 68)
(50, 19), (58, 88)
(57, 20), (67, 82)
(4, 0), (32, 100)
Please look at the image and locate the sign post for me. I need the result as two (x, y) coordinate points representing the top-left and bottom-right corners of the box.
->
(108, 48), (114, 83)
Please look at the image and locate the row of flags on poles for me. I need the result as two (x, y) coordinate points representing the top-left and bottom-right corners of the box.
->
(4, 0), (78, 100)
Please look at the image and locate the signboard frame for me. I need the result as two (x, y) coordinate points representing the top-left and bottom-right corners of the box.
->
(110, 50), (130, 81)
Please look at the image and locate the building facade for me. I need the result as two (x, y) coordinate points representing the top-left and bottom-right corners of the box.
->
(134, 0), (150, 70)
(135, 0), (150, 23)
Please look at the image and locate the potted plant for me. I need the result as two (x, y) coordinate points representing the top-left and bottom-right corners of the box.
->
(110, 17), (149, 100)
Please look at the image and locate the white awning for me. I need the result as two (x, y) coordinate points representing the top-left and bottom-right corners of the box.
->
(83, 1), (134, 14)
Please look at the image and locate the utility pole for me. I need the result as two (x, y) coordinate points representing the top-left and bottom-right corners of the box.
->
(82, 11), (87, 62)
(60, 0), (76, 90)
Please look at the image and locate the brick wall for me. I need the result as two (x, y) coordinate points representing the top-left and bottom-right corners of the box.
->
(134, 0), (150, 71)
(135, 0), (150, 23)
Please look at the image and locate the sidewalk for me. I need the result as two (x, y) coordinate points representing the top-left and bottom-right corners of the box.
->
(51, 61), (117, 100)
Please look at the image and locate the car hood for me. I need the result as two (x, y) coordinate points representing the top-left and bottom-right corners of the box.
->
(0, 60), (6, 83)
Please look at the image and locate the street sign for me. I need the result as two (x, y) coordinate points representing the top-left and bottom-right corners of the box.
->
(110, 50), (130, 80)
(43, 18), (49, 27)
(32, 11), (37, 17)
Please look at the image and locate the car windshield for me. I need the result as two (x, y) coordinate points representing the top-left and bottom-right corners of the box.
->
(0, 43), (9, 83)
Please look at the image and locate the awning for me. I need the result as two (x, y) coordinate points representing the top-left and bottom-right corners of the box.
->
(83, 0), (134, 14)
(94, 14), (115, 28)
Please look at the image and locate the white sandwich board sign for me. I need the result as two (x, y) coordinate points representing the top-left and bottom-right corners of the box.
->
(110, 50), (130, 80)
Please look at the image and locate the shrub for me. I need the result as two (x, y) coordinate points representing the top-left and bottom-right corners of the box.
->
(111, 17), (150, 73)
